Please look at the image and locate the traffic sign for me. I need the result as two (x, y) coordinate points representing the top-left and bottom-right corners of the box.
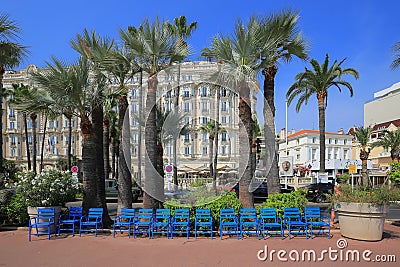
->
(71, 166), (79, 173)
(165, 164), (173, 173)
(348, 164), (357, 174)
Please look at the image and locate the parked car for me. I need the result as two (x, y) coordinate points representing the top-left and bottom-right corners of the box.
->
(230, 182), (295, 202)
(105, 179), (141, 202)
(305, 183), (334, 203)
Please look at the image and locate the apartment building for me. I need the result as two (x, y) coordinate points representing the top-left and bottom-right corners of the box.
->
(2, 61), (258, 174)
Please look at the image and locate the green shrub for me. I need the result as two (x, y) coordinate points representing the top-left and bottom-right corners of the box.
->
(332, 184), (399, 205)
(388, 161), (400, 185)
(337, 173), (351, 184)
(5, 193), (29, 226)
(257, 190), (308, 217)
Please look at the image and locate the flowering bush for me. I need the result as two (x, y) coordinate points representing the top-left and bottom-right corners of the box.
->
(15, 169), (78, 207)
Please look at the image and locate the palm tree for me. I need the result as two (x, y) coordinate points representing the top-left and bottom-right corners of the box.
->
(0, 14), (29, 171)
(390, 42), (400, 70)
(166, 16), (197, 188)
(372, 128), (400, 162)
(287, 54), (359, 173)
(258, 10), (308, 194)
(354, 126), (373, 186)
(127, 18), (187, 209)
(200, 120), (224, 186)
(201, 17), (271, 207)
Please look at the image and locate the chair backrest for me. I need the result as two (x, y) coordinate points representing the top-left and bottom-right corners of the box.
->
(69, 207), (83, 218)
(283, 208), (301, 221)
(120, 208), (136, 218)
(195, 209), (211, 220)
(137, 209), (153, 219)
(155, 209), (170, 219)
(304, 207), (321, 220)
(220, 208), (235, 217)
(174, 209), (190, 218)
(88, 208), (103, 219)
(240, 208), (257, 217)
(38, 208), (55, 221)
(260, 208), (278, 223)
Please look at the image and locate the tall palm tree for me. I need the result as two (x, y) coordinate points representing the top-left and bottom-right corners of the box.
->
(258, 10), (308, 194)
(372, 128), (400, 162)
(354, 126), (373, 186)
(287, 54), (359, 173)
(201, 17), (272, 207)
(166, 16), (197, 187)
(200, 121), (224, 180)
(127, 18), (187, 209)
(390, 42), (400, 70)
(0, 14), (29, 171)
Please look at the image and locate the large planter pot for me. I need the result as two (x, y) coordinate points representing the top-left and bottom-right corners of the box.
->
(336, 202), (388, 241)
(27, 206), (62, 233)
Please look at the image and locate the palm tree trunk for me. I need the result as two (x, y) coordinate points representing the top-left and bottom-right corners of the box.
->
(0, 68), (4, 171)
(209, 137), (214, 177)
(143, 74), (163, 209)
(213, 87), (220, 192)
(137, 70), (143, 187)
(67, 114), (72, 170)
(262, 67), (280, 194)
(40, 115), (47, 172)
(103, 115), (110, 180)
(173, 63), (181, 187)
(238, 81), (254, 208)
(317, 94), (326, 173)
(93, 100), (112, 227)
(360, 150), (369, 187)
(80, 117), (98, 215)
(111, 135), (116, 179)
(23, 113), (31, 170)
(117, 95), (133, 209)
(30, 113), (37, 174)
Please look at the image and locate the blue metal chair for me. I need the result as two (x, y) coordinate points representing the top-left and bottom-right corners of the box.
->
(219, 208), (239, 239)
(239, 208), (259, 240)
(79, 208), (104, 237)
(113, 208), (136, 238)
(283, 208), (308, 239)
(152, 209), (171, 239)
(304, 207), (331, 239)
(259, 208), (284, 239)
(58, 206), (83, 236)
(194, 209), (213, 239)
(28, 208), (56, 241)
(134, 209), (153, 238)
(171, 209), (190, 239)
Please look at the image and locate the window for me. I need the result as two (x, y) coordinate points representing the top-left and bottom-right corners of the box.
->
(9, 108), (15, 117)
(27, 121), (32, 129)
(221, 132), (227, 142)
(221, 146), (227, 155)
(55, 120), (59, 128)
(184, 89), (190, 97)
(344, 139), (347, 145)
(65, 120), (68, 127)
(131, 118), (137, 126)
(132, 103), (137, 113)
(11, 149), (16, 157)
(334, 139), (338, 144)
(184, 117), (190, 125)
(200, 132), (206, 141)
(188, 75), (192, 80)
(222, 116), (227, 124)
(65, 135), (69, 145)
(221, 88), (227, 97)
(201, 101), (208, 112)
(184, 146), (190, 155)
(202, 146), (207, 155)
(49, 121), (54, 128)
(312, 149), (317, 160)
(11, 136), (16, 145)
(201, 87), (207, 97)
(165, 91), (171, 98)
(221, 102), (227, 111)
(184, 102), (190, 112)
(328, 138), (331, 144)
(181, 75), (186, 81)
(312, 137), (316, 143)
(28, 136), (32, 145)
(131, 89), (137, 98)
(202, 117), (208, 124)
(335, 149), (340, 159)
(132, 133), (137, 144)
(9, 121), (15, 129)
(184, 133), (190, 143)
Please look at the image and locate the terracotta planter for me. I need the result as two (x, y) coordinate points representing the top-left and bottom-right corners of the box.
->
(336, 202), (388, 241)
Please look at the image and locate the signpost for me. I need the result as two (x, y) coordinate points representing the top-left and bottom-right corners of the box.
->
(165, 164), (173, 190)
(348, 164), (357, 190)
(71, 166), (79, 182)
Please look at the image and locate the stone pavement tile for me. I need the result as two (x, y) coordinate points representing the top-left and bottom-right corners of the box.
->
(0, 223), (399, 267)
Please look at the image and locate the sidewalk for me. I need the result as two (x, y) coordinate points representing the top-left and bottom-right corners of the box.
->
(0, 223), (399, 266)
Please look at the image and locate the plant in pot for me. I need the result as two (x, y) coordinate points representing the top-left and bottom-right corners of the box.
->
(14, 169), (79, 226)
(332, 184), (399, 241)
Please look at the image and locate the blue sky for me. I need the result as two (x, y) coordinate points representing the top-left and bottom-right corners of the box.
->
(3, 0), (400, 133)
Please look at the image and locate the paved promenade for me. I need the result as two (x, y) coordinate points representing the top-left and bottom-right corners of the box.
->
(0, 223), (399, 266)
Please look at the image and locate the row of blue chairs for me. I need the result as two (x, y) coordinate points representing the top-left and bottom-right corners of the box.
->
(28, 206), (330, 241)
(28, 207), (104, 241)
